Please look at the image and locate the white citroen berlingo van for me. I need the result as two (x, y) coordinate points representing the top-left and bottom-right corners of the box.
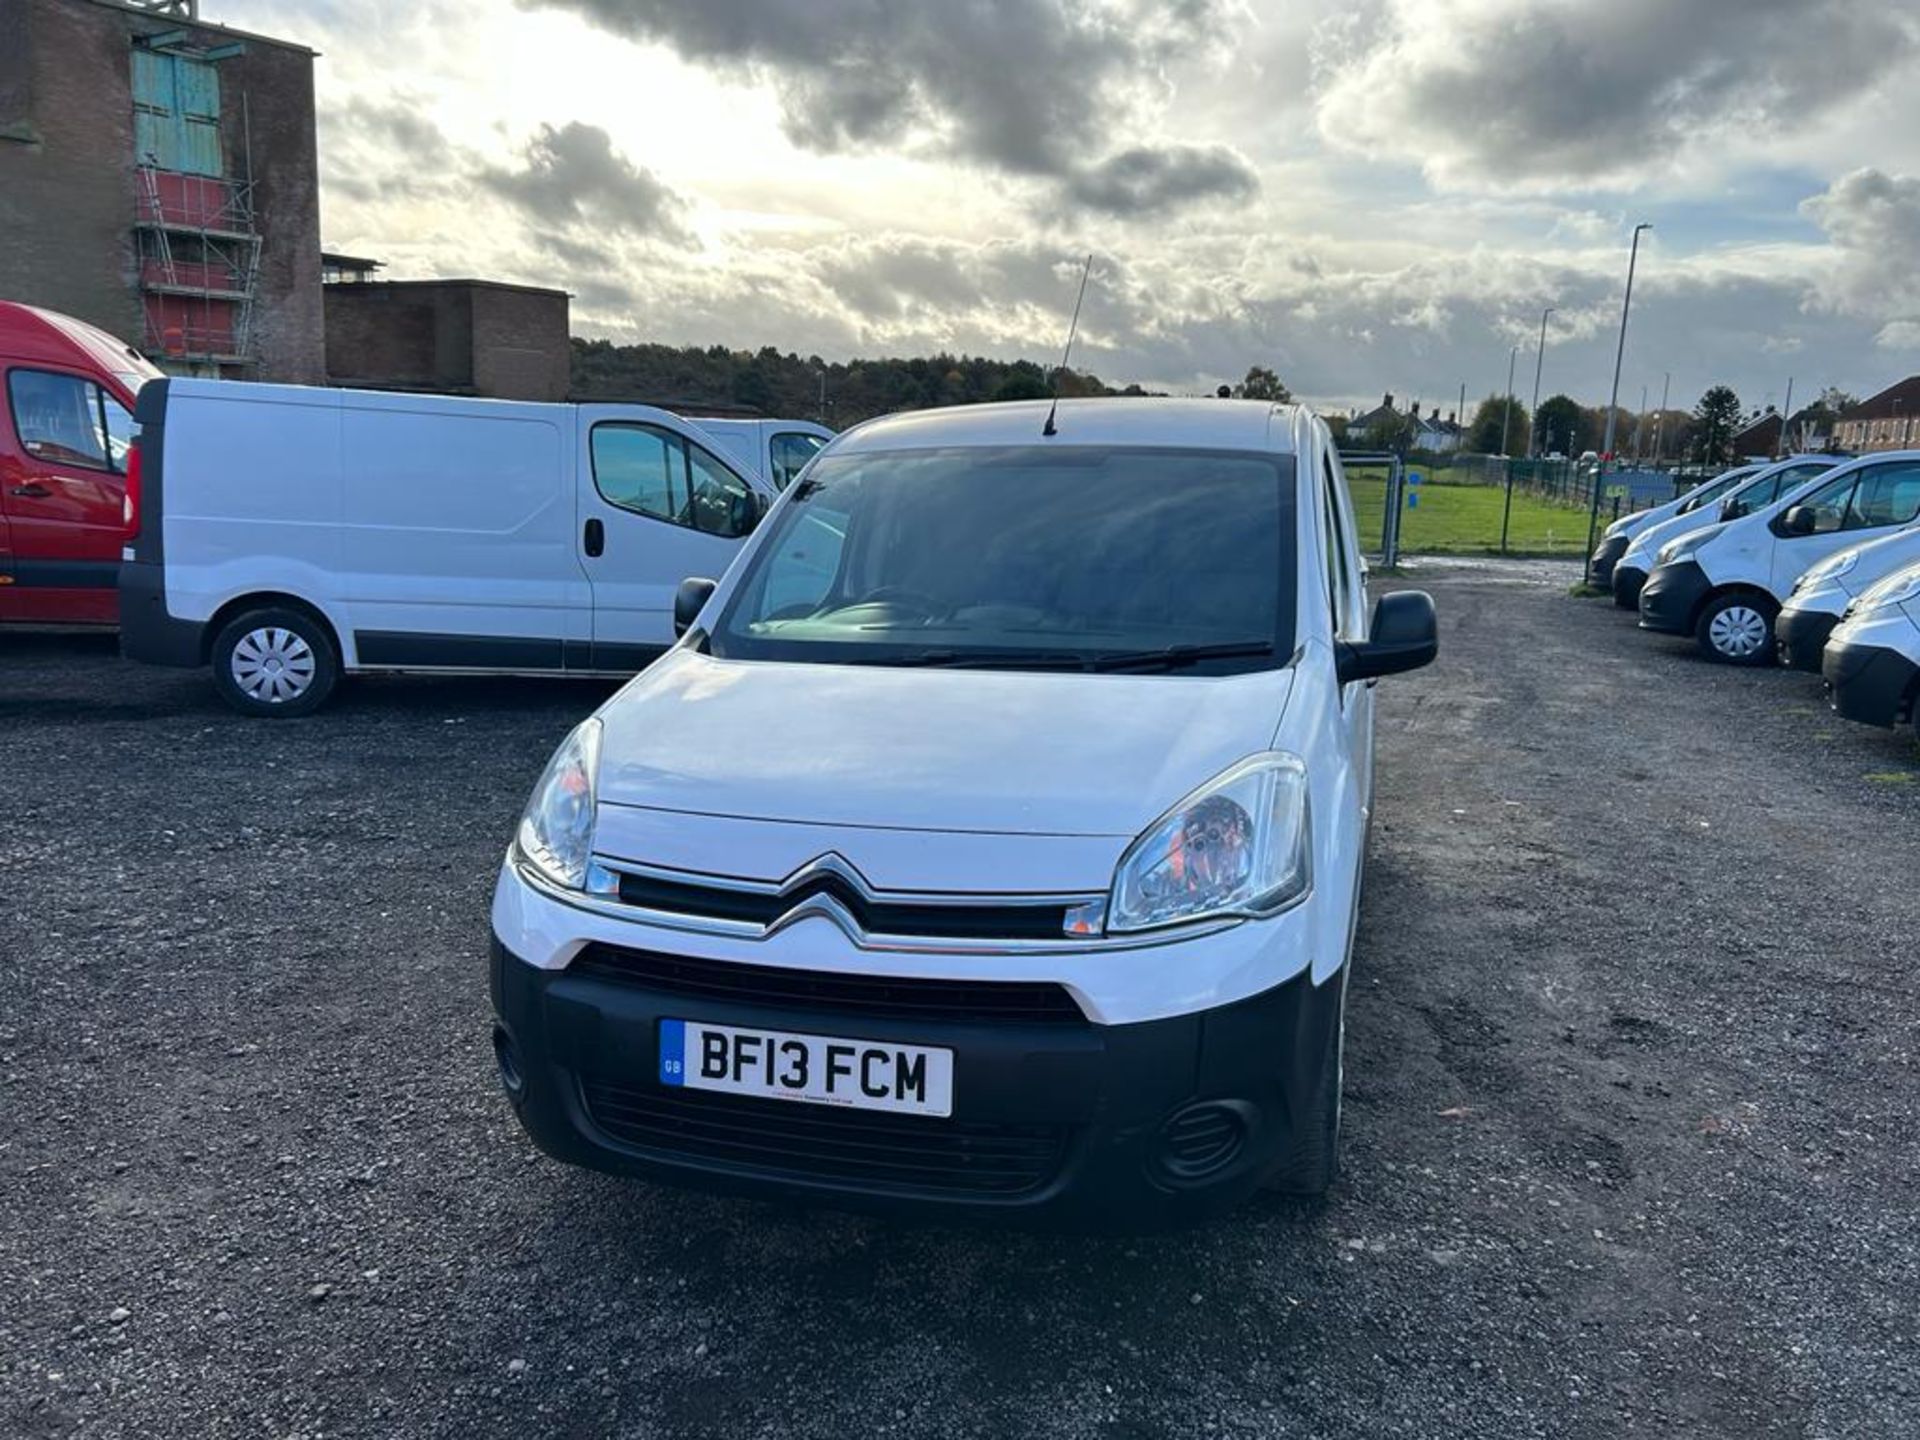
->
(488, 398), (1438, 1228)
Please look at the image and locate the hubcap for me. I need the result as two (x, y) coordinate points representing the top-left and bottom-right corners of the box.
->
(231, 626), (316, 703)
(1708, 605), (1768, 658)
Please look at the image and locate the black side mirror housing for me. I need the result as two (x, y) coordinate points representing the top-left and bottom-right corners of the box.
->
(673, 577), (718, 639)
(1780, 505), (1817, 537)
(1337, 590), (1438, 684)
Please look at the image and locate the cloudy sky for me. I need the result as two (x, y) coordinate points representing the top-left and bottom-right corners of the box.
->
(229, 0), (1920, 416)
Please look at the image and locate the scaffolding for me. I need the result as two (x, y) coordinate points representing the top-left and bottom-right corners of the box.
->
(134, 161), (261, 367)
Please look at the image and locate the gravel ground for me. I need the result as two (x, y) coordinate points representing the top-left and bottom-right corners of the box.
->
(3, 560), (1917, 1439)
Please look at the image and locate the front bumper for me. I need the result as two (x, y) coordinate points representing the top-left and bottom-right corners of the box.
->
(489, 936), (1345, 1230)
(1823, 639), (1918, 729)
(1638, 560), (1712, 635)
(1612, 563), (1649, 608)
(1590, 533), (1629, 586)
(1775, 605), (1841, 673)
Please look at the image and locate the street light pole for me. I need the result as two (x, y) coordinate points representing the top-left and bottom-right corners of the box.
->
(1588, 222), (1651, 586)
(1529, 305), (1554, 457)
(1778, 377), (1794, 458)
(1652, 371), (1670, 463)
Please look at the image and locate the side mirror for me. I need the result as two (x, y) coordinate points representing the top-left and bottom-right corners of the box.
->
(1719, 499), (1744, 522)
(673, 576), (718, 638)
(1337, 590), (1438, 684)
(1781, 505), (1817, 537)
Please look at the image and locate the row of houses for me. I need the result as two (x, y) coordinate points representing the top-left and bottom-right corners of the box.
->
(1345, 393), (1466, 452)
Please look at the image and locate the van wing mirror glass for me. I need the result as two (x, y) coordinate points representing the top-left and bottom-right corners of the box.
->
(1337, 590), (1438, 684)
(1781, 505), (1817, 537)
(673, 576), (718, 638)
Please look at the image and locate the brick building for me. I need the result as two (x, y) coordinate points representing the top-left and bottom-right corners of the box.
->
(323, 275), (572, 402)
(1832, 377), (1920, 454)
(0, 0), (323, 382)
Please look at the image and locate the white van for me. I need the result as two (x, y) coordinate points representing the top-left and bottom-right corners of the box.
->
(1776, 523), (1920, 671)
(1823, 559), (1920, 737)
(487, 398), (1438, 1227)
(1639, 451), (1920, 664)
(1609, 458), (1837, 608)
(1590, 462), (1763, 593)
(120, 379), (779, 715)
(695, 419), (834, 492)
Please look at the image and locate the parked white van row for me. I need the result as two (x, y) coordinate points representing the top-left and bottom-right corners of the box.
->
(120, 380), (829, 715)
(1822, 559), (1920, 738)
(1605, 457), (1840, 609)
(1637, 451), (1920, 664)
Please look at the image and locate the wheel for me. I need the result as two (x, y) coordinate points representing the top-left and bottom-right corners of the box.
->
(210, 607), (340, 717)
(1264, 965), (1348, 1198)
(1695, 593), (1776, 666)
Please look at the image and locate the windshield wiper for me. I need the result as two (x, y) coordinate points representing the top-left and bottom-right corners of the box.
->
(865, 649), (1093, 670)
(1085, 641), (1277, 673)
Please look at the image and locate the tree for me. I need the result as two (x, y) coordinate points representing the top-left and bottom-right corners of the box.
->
(1233, 365), (1292, 403)
(990, 371), (1052, 402)
(1366, 409), (1417, 452)
(1467, 395), (1529, 456)
(1817, 386), (1859, 414)
(1533, 394), (1585, 456)
(1692, 385), (1743, 464)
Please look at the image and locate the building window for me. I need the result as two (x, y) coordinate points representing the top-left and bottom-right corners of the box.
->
(132, 49), (223, 177)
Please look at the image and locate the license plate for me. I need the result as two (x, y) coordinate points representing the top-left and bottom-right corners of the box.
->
(658, 1018), (953, 1118)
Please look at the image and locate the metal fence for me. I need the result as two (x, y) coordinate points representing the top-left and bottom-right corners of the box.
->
(1340, 450), (1674, 561)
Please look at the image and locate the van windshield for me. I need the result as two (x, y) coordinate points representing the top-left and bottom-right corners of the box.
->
(708, 445), (1296, 673)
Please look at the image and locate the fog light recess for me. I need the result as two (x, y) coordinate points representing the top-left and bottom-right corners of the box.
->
(492, 1024), (526, 1099)
(1156, 1101), (1250, 1182)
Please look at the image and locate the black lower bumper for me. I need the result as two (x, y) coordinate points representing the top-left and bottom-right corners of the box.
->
(488, 938), (1344, 1230)
(1612, 564), (1648, 609)
(117, 559), (203, 667)
(1775, 606), (1839, 673)
(1824, 639), (1918, 729)
(1638, 560), (1712, 635)
(1590, 533), (1629, 587)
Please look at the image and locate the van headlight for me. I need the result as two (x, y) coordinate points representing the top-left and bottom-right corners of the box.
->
(1799, 550), (1858, 589)
(1858, 571), (1920, 615)
(1657, 533), (1710, 567)
(515, 719), (602, 890)
(1106, 754), (1311, 934)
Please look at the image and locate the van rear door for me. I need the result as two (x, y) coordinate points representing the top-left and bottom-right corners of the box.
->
(574, 405), (766, 670)
(0, 364), (135, 623)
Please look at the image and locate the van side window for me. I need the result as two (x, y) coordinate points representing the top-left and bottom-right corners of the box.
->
(7, 369), (132, 472)
(1795, 473), (1858, 535)
(1321, 452), (1355, 635)
(770, 432), (825, 490)
(1843, 463), (1920, 530)
(592, 423), (757, 539)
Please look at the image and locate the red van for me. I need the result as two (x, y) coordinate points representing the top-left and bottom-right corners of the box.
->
(0, 301), (160, 625)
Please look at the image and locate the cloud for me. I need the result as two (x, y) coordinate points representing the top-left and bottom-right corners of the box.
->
(519, 0), (1256, 215)
(480, 122), (695, 245)
(1801, 168), (1920, 346)
(1059, 145), (1259, 217)
(318, 95), (463, 203)
(1313, 0), (1919, 192)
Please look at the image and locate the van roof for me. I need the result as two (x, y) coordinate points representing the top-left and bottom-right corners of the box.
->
(0, 301), (159, 396)
(835, 398), (1305, 456)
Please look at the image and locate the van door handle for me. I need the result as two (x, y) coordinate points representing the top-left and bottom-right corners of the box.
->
(583, 518), (604, 557)
(9, 483), (51, 498)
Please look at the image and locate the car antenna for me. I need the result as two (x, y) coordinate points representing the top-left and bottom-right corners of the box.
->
(1042, 252), (1095, 437)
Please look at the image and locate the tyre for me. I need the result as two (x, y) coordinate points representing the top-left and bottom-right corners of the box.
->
(210, 606), (340, 717)
(1264, 965), (1348, 1198)
(1695, 593), (1775, 667)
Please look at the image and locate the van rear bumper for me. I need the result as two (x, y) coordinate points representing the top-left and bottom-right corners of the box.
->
(118, 560), (202, 667)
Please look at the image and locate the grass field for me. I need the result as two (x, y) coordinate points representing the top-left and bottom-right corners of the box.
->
(1345, 468), (1606, 557)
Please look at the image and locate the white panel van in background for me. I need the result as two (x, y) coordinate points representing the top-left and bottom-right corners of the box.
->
(695, 418), (834, 491)
(119, 380), (785, 716)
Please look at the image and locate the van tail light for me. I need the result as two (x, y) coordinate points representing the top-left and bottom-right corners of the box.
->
(121, 438), (143, 542)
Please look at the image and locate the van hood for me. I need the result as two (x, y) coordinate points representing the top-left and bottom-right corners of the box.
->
(593, 649), (1295, 838)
